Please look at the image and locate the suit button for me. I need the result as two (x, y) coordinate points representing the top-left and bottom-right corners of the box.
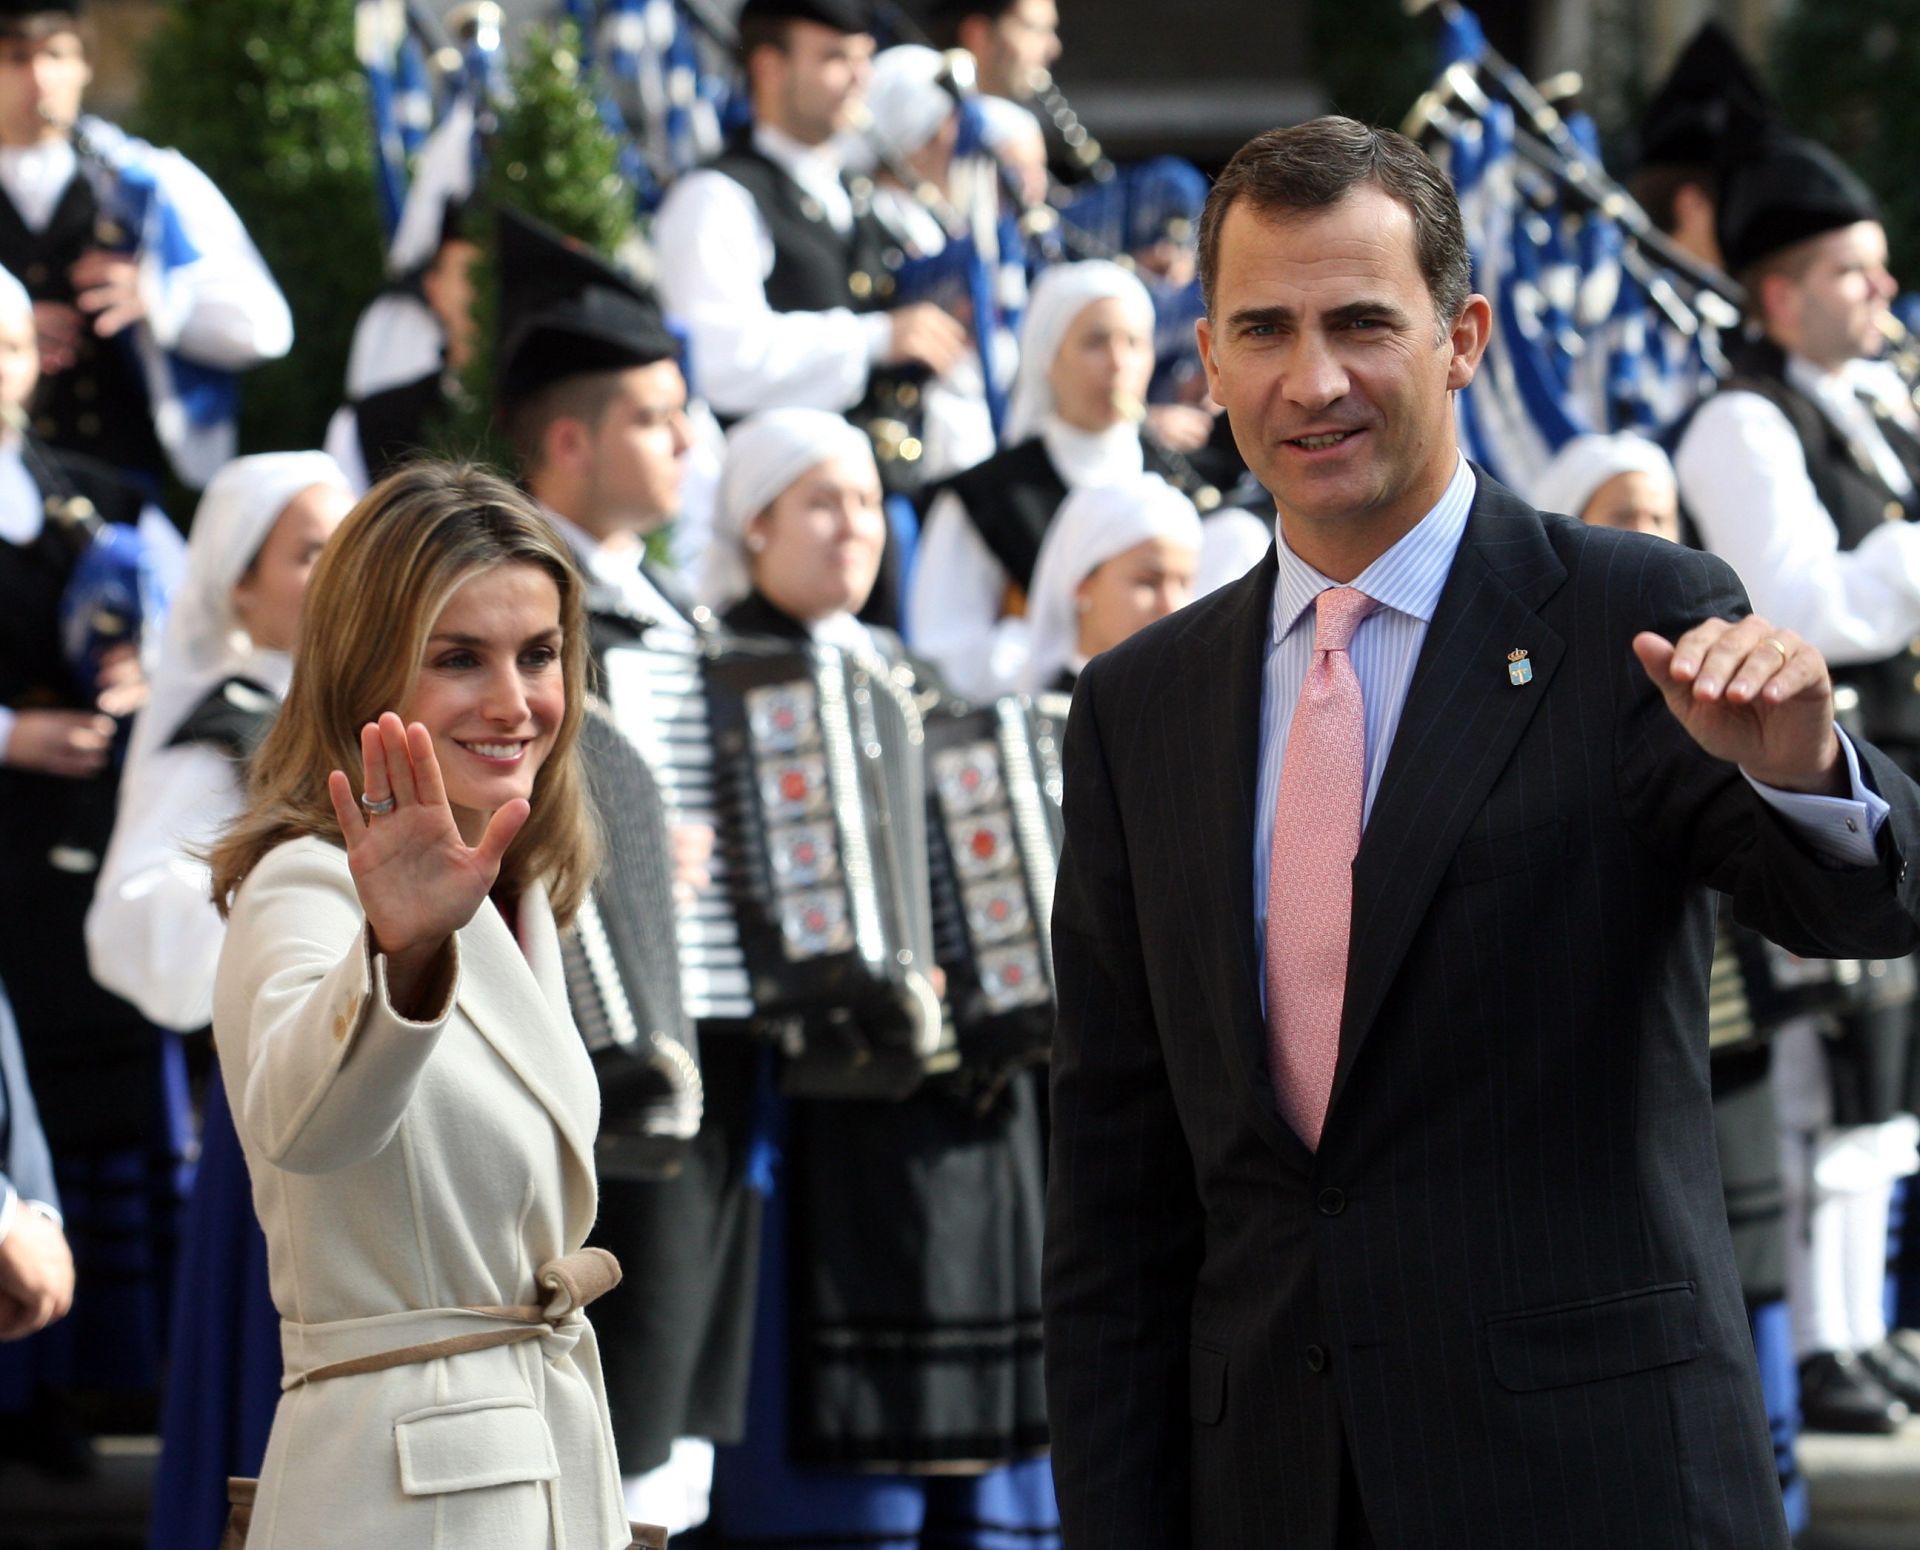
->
(1317, 1187), (1346, 1216)
(1304, 1344), (1328, 1373)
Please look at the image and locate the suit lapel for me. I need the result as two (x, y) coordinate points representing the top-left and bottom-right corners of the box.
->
(1327, 482), (1568, 1118)
(1181, 548), (1315, 1174)
(457, 890), (598, 1191)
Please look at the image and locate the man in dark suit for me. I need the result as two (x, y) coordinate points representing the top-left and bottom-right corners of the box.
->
(0, 976), (70, 1341)
(1041, 116), (1920, 1550)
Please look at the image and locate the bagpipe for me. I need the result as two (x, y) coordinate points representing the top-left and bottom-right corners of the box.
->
(6, 407), (172, 738)
(356, 1), (506, 242)
(584, 624), (1063, 1120)
(1399, 0), (1745, 492)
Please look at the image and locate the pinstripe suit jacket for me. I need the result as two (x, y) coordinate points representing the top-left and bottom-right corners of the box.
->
(1043, 474), (1920, 1550)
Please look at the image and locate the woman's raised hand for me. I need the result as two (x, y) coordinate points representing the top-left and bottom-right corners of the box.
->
(326, 712), (529, 970)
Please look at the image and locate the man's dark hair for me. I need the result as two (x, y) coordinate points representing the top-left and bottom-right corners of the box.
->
(504, 370), (626, 474)
(1198, 116), (1472, 336)
(1626, 163), (1714, 239)
(736, 15), (792, 70)
(0, 10), (84, 45)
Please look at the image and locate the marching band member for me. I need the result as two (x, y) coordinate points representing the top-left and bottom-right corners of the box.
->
(910, 258), (1163, 699)
(0, 1), (291, 489)
(652, 0), (965, 435)
(496, 206), (748, 1539)
(1675, 126), (1920, 1433)
(206, 463), (633, 1549)
(699, 407), (1059, 1550)
(1019, 472), (1200, 695)
(0, 255), (182, 1468)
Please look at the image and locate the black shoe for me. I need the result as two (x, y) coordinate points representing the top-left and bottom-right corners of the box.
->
(1798, 1350), (1910, 1434)
(1859, 1337), (1920, 1410)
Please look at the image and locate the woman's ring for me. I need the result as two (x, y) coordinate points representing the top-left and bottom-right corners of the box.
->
(360, 792), (397, 817)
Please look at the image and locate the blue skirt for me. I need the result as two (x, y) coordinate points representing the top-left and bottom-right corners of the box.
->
(702, 1091), (1060, 1550)
(147, 1068), (280, 1550)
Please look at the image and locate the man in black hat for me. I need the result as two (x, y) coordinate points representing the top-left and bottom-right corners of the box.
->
(496, 207), (756, 1539)
(498, 206), (700, 636)
(651, 0), (965, 435)
(1675, 127), (1920, 1435)
(0, 3), (290, 488)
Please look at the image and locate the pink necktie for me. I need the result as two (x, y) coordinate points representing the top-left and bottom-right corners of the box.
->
(1266, 586), (1376, 1150)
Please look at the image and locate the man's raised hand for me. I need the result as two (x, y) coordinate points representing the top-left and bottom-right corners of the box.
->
(1633, 616), (1847, 797)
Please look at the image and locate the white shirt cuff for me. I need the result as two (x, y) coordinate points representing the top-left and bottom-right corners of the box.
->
(0, 704), (15, 762)
(1744, 730), (1889, 868)
(862, 310), (895, 366)
(0, 1183), (15, 1247)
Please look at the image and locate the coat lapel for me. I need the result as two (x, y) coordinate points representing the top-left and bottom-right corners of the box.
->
(1180, 548), (1315, 1174)
(1326, 480), (1568, 1119)
(456, 889), (598, 1193)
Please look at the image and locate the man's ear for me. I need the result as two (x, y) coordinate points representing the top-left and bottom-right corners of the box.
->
(544, 415), (589, 476)
(1445, 294), (1493, 392)
(1195, 313), (1223, 402)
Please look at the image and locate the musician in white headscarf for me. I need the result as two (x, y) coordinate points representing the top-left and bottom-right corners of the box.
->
(700, 403), (1059, 1548)
(1021, 473), (1202, 695)
(86, 452), (352, 1031)
(702, 406), (898, 660)
(909, 258), (1169, 699)
(1531, 431), (1681, 543)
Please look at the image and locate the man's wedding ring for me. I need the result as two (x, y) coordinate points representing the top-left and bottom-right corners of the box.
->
(1760, 637), (1790, 661)
(360, 792), (397, 817)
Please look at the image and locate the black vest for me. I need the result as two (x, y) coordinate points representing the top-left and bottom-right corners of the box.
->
(0, 175), (168, 484)
(1721, 338), (1920, 749)
(165, 675), (278, 762)
(936, 434), (1188, 592)
(354, 369), (452, 489)
(703, 129), (927, 525)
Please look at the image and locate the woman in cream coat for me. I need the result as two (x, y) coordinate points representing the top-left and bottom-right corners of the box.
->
(207, 463), (632, 1549)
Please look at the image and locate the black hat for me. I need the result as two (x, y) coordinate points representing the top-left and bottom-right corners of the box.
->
(0, 1), (81, 21)
(494, 206), (678, 405)
(1634, 22), (1773, 172)
(1716, 122), (1882, 274)
(735, 0), (873, 35)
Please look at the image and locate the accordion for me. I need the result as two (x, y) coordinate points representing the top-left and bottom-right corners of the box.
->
(923, 694), (1068, 1098)
(601, 631), (951, 1100)
(562, 705), (703, 1180)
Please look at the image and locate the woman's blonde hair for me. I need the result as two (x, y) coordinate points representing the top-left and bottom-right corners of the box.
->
(210, 461), (599, 924)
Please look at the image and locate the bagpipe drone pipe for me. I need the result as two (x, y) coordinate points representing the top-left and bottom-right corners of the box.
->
(1400, 0), (1746, 493)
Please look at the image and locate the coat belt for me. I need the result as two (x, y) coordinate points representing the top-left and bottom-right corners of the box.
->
(279, 1248), (623, 1389)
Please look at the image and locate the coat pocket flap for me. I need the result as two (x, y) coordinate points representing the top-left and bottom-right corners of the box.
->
(1487, 1280), (1701, 1393)
(1189, 1343), (1227, 1425)
(394, 1397), (560, 1495)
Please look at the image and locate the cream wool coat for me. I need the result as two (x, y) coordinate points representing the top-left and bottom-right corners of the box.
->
(212, 835), (628, 1549)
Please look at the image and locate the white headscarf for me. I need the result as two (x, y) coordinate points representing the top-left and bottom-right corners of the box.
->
(700, 408), (878, 613)
(1022, 473), (1202, 692)
(865, 45), (955, 163)
(0, 262), (29, 326)
(1530, 432), (1676, 521)
(124, 451), (351, 782)
(975, 93), (1044, 155)
(1004, 259), (1157, 444)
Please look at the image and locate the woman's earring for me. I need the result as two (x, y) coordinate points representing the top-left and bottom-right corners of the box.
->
(745, 532), (769, 554)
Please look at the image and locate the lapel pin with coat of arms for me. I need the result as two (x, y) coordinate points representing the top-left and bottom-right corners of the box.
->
(1507, 648), (1533, 686)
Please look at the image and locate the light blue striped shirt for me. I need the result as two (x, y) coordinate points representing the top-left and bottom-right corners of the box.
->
(1251, 454), (1888, 968)
(1253, 456), (1477, 938)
